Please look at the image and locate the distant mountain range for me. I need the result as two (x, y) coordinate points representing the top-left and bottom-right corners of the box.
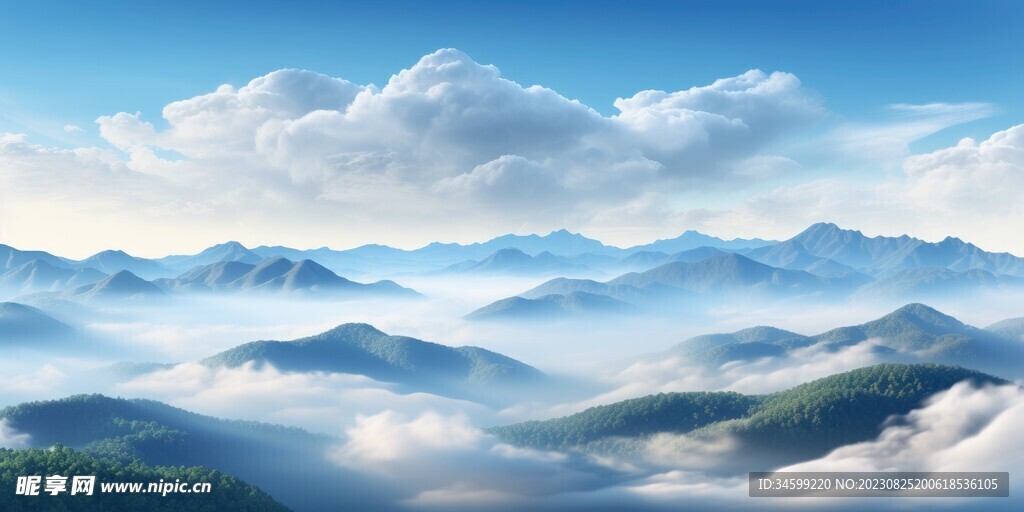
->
(201, 323), (544, 401)
(156, 241), (263, 271)
(3, 221), (1024, 288)
(0, 259), (106, 295)
(472, 245), (1024, 319)
(664, 303), (1024, 375)
(470, 252), (874, 319)
(490, 363), (1005, 466)
(16, 270), (168, 305)
(75, 250), (171, 280)
(423, 248), (601, 277)
(787, 222), (1024, 277)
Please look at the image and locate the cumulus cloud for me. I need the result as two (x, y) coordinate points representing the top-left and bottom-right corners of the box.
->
(330, 409), (626, 509)
(775, 382), (1024, 510)
(3, 49), (830, 255)
(782, 382), (1024, 474)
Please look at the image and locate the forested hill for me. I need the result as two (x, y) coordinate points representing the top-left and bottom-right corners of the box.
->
(490, 364), (1006, 461)
(0, 446), (290, 511)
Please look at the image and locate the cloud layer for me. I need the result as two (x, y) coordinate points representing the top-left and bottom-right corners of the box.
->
(1, 49), (831, 256)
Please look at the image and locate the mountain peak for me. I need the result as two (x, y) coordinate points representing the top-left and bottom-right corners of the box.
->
(319, 322), (386, 338)
(877, 303), (966, 331)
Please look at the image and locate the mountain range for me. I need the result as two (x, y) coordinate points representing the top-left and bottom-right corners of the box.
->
(0, 259), (106, 295)
(424, 248), (600, 277)
(664, 303), (1024, 375)
(788, 222), (1024, 277)
(470, 252), (873, 319)
(3, 221), (1024, 292)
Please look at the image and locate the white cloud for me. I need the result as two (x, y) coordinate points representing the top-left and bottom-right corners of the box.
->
(819, 102), (997, 165)
(63, 124), (83, 133)
(782, 382), (1024, 473)
(0, 419), (31, 449)
(3, 49), (828, 255)
(330, 409), (617, 509)
(114, 362), (489, 434)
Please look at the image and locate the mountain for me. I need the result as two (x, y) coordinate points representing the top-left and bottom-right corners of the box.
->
(985, 317), (1024, 341)
(74, 250), (172, 280)
(0, 446), (290, 511)
(249, 229), (776, 275)
(742, 239), (857, 276)
(669, 326), (810, 365)
(625, 230), (776, 254)
(0, 259), (106, 295)
(607, 252), (832, 295)
(465, 291), (634, 321)
(201, 323), (544, 399)
(490, 364), (1004, 464)
(661, 304), (1024, 374)
(852, 267), (1024, 298)
(0, 244), (73, 272)
(489, 391), (760, 451)
(878, 235), (1024, 276)
(509, 252), (852, 311)
(156, 241), (263, 271)
(430, 248), (598, 277)
(156, 258), (420, 297)
(613, 251), (671, 273)
(0, 394), (376, 511)
(60, 270), (166, 304)
(0, 301), (72, 340)
(812, 303), (999, 351)
(790, 222), (1024, 276)
(518, 277), (661, 303)
(155, 260), (256, 292)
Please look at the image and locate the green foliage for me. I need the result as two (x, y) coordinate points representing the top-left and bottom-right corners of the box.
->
(492, 364), (1007, 458)
(201, 323), (545, 388)
(487, 391), (761, 450)
(719, 363), (1004, 457)
(0, 445), (290, 511)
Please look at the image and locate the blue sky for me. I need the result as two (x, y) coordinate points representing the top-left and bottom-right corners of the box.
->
(2, 0), (1019, 149)
(0, 0), (1022, 257)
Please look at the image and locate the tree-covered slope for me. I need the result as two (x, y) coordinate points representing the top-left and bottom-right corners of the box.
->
(0, 446), (290, 512)
(491, 364), (1006, 462)
(0, 394), (376, 511)
(488, 392), (760, 451)
(710, 363), (1004, 460)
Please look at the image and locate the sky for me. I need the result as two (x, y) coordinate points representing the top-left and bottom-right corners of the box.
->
(0, 0), (1022, 258)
